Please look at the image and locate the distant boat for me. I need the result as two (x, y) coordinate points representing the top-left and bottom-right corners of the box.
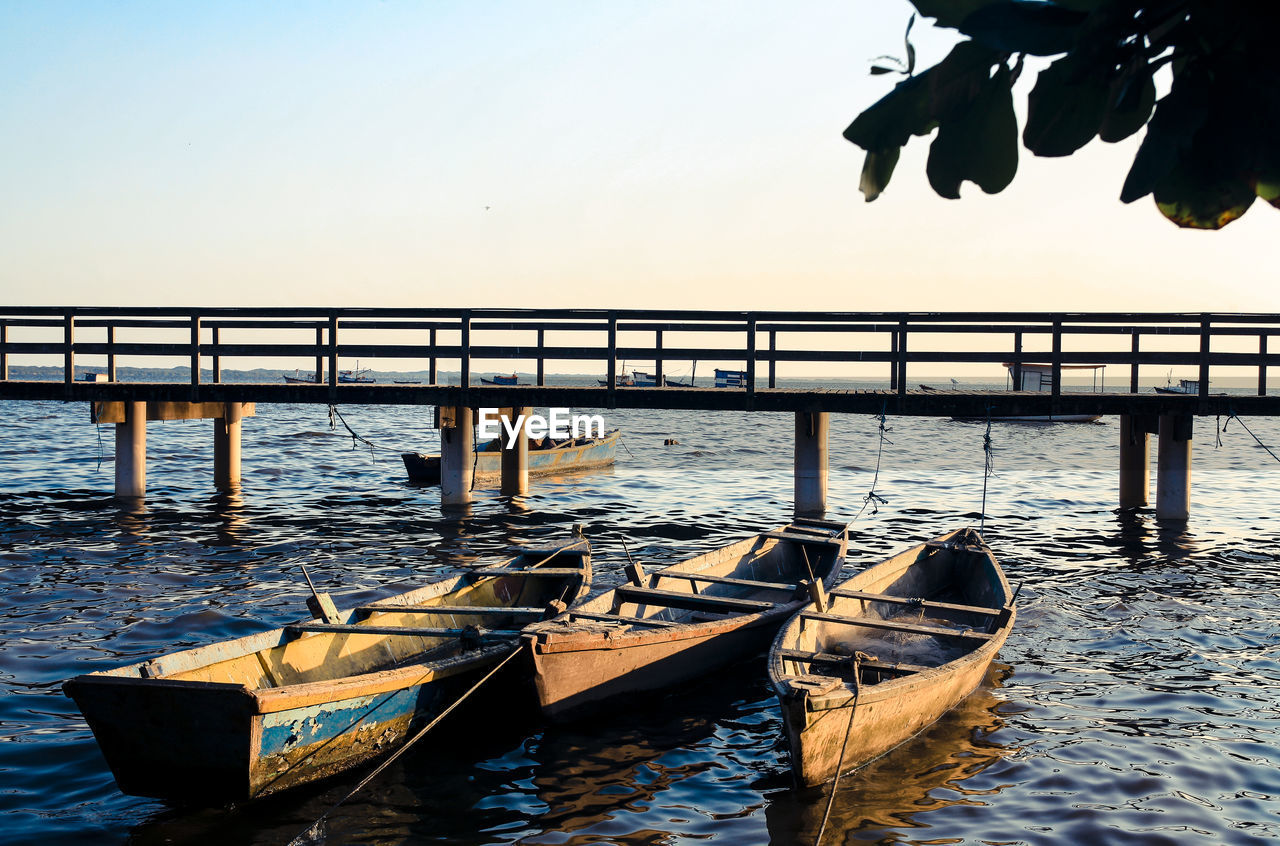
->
(1155, 378), (1200, 395)
(768, 527), (1015, 788)
(64, 541), (592, 802)
(714, 368), (748, 388)
(393, 379), (422, 385)
(481, 373), (521, 386)
(523, 519), (848, 720)
(952, 363), (1104, 423)
(598, 374), (636, 387)
(281, 367), (376, 384)
(402, 429), (620, 486)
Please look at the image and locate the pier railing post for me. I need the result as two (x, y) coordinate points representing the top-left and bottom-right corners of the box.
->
(429, 328), (438, 385)
(327, 313), (339, 391)
(896, 320), (907, 398)
(1198, 316), (1210, 399)
(1156, 413), (1192, 520)
(214, 402), (243, 491)
(0, 321), (7, 381)
(1130, 332), (1140, 393)
(212, 326), (222, 384)
(500, 406), (530, 496)
(655, 329), (664, 386)
(314, 325), (324, 383)
(1012, 332), (1023, 390)
(746, 318), (756, 402)
(115, 401), (147, 499)
(607, 314), (617, 400)
(1260, 334), (1268, 397)
(537, 328), (545, 386)
(189, 314), (201, 388)
(1050, 319), (1062, 398)
(889, 329), (897, 391)
(64, 312), (75, 385)
(460, 310), (471, 388)
(440, 406), (474, 505)
(794, 410), (829, 515)
(1119, 414), (1150, 508)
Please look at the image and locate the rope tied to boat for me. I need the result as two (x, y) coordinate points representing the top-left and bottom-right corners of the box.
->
(1223, 407), (1280, 466)
(815, 650), (875, 846)
(286, 646), (523, 846)
(857, 403), (892, 518)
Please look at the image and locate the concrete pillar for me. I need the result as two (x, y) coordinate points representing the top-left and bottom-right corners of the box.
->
(794, 411), (829, 515)
(440, 406), (474, 505)
(214, 402), (243, 491)
(1156, 414), (1192, 521)
(114, 401), (146, 499)
(1119, 414), (1149, 509)
(500, 406), (530, 496)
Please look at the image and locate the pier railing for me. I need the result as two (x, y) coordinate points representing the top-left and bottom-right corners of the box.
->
(1, 308), (1278, 396)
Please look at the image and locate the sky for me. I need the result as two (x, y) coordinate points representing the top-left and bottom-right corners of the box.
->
(1, 1), (1275, 314)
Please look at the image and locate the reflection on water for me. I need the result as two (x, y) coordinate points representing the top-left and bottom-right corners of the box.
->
(2, 400), (1280, 844)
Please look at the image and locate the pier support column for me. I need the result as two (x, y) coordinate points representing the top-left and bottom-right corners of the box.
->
(214, 402), (243, 491)
(440, 406), (474, 505)
(114, 401), (146, 499)
(1119, 414), (1150, 509)
(1156, 414), (1193, 521)
(794, 411), (829, 515)
(501, 406), (530, 496)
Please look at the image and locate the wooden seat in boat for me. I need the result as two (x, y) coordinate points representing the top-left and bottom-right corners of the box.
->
(798, 611), (995, 643)
(614, 586), (777, 614)
(654, 572), (799, 592)
(826, 589), (1002, 617)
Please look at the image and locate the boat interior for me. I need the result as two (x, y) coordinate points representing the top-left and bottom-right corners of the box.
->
(781, 530), (1011, 687)
(121, 551), (588, 690)
(561, 520), (847, 629)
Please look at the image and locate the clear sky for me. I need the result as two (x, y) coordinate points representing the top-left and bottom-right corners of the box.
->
(2, 1), (1274, 313)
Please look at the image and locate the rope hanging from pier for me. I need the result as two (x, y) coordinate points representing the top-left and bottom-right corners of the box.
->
(1224, 409), (1280, 466)
(856, 404), (891, 519)
(979, 408), (994, 536)
(328, 404), (382, 460)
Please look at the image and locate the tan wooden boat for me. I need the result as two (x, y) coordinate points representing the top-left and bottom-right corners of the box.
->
(64, 541), (590, 802)
(523, 519), (848, 720)
(768, 527), (1015, 788)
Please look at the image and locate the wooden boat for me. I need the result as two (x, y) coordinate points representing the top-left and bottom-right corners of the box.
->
(64, 542), (591, 803)
(523, 518), (848, 720)
(1154, 377), (1199, 395)
(481, 373), (520, 385)
(281, 367), (376, 384)
(402, 429), (620, 486)
(768, 527), (1015, 788)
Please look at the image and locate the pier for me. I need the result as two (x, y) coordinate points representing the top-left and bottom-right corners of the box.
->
(2, 307), (1279, 519)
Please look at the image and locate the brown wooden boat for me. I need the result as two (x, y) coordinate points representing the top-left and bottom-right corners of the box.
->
(522, 519), (848, 720)
(768, 527), (1015, 788)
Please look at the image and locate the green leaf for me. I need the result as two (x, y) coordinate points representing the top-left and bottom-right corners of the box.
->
(1120, 72), (1210, 203)
(926, 65), (1018, 198)
(1099, 68), (1156, 143)
(1023, 54), (1109, 156)
(860, 147), (902, 201)
(1154, 161), (1256, 230)
(958, 1), (1088, 56)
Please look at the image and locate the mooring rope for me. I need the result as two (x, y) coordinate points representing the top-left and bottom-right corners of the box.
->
(1224, 410), (1280, 466)
(286, 646), (523, 846)
(328, 404), (382, 460)
(855, 404), (892, 518)
(979, 407), (994, 535)
(814, 651), (871, 846)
